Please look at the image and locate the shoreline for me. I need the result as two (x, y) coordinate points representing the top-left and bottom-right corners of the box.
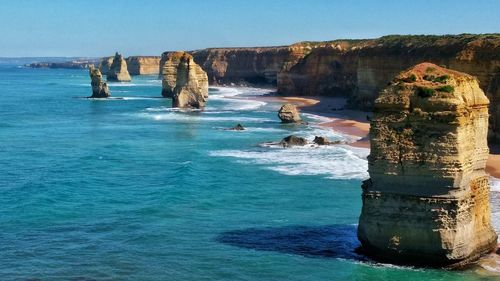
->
(260, 94), (500, 178)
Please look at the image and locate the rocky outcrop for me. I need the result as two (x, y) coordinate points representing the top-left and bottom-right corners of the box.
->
(279, 135), (307, 147)
(358, 63), (497, 268)
(278, 103), (302, 123)
(161, 52), (208, 108)
(126, 56), (161, 75)
(107, 52), (131, 82)
(89, 66), (110, 98)
(276, 34), (500, 142)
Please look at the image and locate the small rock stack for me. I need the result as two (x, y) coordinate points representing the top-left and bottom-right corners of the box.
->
(278, 103), (302, 123)
(358, 63), (497, 267)
(161, 51), (208, 108)
(107, 52), (131, 82)
(89, 66), (110, 98)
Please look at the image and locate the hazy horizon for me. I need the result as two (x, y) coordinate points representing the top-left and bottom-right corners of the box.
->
(1, 0), (499, 57)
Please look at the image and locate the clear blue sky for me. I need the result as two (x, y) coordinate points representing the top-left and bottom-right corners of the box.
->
(1, 0), (499, 57)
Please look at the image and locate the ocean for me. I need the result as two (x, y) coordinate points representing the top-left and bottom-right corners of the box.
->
(0, 65), (498, 280)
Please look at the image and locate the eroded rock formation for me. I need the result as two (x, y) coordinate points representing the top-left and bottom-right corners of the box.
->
(161, 52), (208, 108)
(278, 103), (302, 123)
(107, 52), (131, 82)
(358, 63), (497, 267)
(89, 66), (110, 98)
(126, 56), (161, 75)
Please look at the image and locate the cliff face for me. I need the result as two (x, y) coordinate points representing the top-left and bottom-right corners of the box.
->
(161, 52), (208, 108)
(358, 63), (497, 267)
(126, 56), (161, 75)
(276, 35), (500, 141)
(160, 44), (311, 85)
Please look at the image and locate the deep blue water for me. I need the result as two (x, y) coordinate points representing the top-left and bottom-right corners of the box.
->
(0, 65), (496, 280)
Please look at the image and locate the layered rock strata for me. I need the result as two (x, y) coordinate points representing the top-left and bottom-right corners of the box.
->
(357, 63), (497, 267)
(89, 66), (110, 98)
(161, 52), (208, 108)
(107, 52), (131, 82)
(126, 56), (161, 75)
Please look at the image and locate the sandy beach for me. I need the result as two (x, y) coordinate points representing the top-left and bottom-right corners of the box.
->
(268, 95), (500, 178)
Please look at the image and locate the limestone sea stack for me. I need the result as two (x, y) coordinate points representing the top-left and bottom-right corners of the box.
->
(107, 52), (131, 82)
(357, 63), (497, 267)
(161, 51), (208, 108)
(89, 66), (110, 98)
(278, 103), (302, 123)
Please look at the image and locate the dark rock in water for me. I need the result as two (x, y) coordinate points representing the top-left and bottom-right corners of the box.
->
(313, 136), (343, 145)
(280, 135), (307, 147)
(278, 103), (302, 123)
(313, 136), (330, 145)
(228, 124), (245, 131)
(89, 66), (110, 98)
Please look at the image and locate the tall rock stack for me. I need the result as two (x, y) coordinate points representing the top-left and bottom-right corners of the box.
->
(358, 63), (497, 267)
(89, 66), (110, 98)
(161, 52), (208, 108)
(107, 52), (131, 82)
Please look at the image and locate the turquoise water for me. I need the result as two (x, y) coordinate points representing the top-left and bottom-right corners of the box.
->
(0, 65), (496, 280)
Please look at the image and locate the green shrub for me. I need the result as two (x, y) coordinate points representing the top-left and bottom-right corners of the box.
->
(402, 74), (417, 83)
(436, 85), (454, 93)
(433, 75), (450, 83)
(417, 86), (435, 98)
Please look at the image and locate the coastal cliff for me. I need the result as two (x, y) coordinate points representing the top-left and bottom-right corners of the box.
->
(357, 63), (497, 267)
(98, 57), (113, 75)
(160, 44), (312, 85)
(126, 56), (160, 75)
(99, 56), (160, 76)
(161, 52), (208, 108)
(276, 35), (500, 141)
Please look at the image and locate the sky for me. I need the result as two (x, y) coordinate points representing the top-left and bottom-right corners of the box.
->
(0, 0), (499, 57)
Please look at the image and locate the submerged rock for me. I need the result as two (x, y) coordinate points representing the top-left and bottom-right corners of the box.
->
(228, 124), (245, 131)
(357, 63), (497, 268)
(107, 52), (131, 82)
(161, 51), (208, 108)
(279, 135), (307, 147)
(89, 66), (110, 98)
(278, 103), (302, 123)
